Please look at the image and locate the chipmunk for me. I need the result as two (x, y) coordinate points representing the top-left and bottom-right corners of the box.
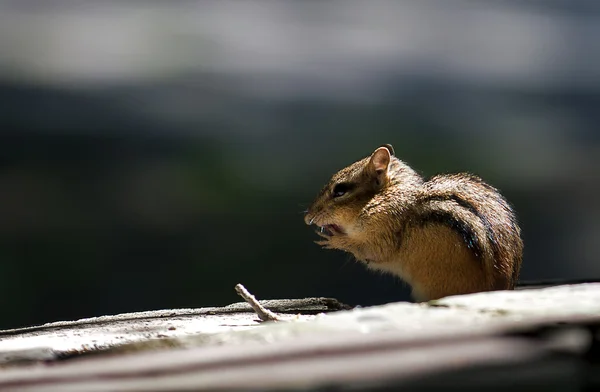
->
(304, 144), (523, 302)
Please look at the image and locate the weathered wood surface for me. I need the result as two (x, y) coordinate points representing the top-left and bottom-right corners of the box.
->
(0, 284), (598, 391)
(0, 298), (349, 363)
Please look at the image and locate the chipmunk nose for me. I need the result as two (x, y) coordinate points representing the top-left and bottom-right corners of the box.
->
(304, 213), (314, 225)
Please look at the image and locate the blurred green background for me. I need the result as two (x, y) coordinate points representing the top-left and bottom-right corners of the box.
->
(1, 1), (599, 329)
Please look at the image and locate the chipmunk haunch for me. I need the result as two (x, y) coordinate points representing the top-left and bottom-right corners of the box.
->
(304, 145), (523, 302)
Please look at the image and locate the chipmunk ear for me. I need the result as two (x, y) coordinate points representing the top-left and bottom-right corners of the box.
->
(379, 144), (395, 156)
(369, 146), (392, 176)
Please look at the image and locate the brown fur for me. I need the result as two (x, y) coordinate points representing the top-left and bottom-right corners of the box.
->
(304, 145), (523, 301)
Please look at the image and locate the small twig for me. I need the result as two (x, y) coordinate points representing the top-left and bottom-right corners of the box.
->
(235, 284), (281, 322)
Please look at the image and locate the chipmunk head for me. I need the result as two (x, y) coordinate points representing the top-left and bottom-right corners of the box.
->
(304, 144), (399, 237)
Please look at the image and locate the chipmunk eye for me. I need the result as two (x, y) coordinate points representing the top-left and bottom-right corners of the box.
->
(332, 183), (354, 198)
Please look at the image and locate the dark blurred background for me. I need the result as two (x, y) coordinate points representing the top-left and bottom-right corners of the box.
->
(1, 1), (599, 329)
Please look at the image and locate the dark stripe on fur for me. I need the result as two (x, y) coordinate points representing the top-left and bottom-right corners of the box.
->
(414, 210), (483, 259)
(422, 195), (499, 263)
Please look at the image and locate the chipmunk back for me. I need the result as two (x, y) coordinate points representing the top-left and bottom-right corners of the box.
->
(304, 144), (523, 301)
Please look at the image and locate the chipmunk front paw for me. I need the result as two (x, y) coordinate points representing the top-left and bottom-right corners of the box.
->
(314, 229), (349, 250)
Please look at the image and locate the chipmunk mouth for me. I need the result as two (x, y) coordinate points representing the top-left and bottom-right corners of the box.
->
(320, 224), (345, 236)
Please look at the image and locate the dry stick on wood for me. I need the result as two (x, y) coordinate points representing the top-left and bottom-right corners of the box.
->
(235, 283), (281, 322)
